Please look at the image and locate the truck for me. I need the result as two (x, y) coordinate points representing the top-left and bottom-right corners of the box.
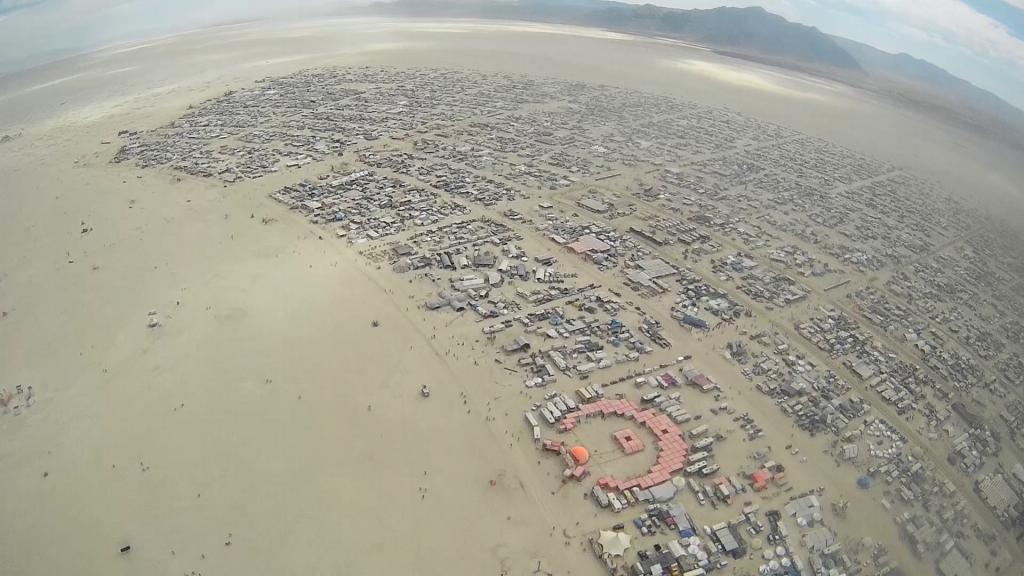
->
(608, 492), (623, 512)
(715, 483), (732, 502)
(730, 476), (746, 494)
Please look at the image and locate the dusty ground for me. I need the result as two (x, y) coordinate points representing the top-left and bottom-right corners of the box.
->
(2, 18), (1021, 576)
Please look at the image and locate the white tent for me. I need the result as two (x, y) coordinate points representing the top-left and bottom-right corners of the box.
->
(598, 531), (632, 557)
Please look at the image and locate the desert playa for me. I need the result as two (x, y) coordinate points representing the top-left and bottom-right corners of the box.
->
(1, 18), (1023, 576)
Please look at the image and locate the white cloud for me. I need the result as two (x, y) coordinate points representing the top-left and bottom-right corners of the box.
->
(0, 0), (46, 17)
(833, 0), (1024, 69)
(0, 0), (45, 8)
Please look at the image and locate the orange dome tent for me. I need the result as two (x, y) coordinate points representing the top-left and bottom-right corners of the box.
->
(570, 445), (590, 465)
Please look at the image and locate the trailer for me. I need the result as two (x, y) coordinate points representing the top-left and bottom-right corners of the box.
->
(659, 400), (680, 411)
(545, 402), (561, 420)
(688, 451), (710, 463)
(693, 437), (715, 450)
(700, 464), (721, 476)
(539, 407), (556, 425)
(685, 462), (707, 475)
(671, 412), (692, 424)
(525, 411), (540, 427)
(553, 397), (568, 413)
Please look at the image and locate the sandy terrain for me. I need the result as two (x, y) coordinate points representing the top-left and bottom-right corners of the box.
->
(2, 18), (1021, 576)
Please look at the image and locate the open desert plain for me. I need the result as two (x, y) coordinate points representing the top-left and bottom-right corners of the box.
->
(2, 17), (1023, 576)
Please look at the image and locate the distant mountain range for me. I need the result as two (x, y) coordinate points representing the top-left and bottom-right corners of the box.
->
(366, 0), (1024, 148)
(830, 36), (1024, 133)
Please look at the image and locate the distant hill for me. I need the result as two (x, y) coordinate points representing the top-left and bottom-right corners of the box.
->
(831, 36), (1024, 131)
(373, 0), (861, 69)
(367, 0), (1024, 148)
(574, 4), (862, 70)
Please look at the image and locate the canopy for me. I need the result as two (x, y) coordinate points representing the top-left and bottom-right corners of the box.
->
(570, 446), (590, 465)
(598, 531), (632, 557)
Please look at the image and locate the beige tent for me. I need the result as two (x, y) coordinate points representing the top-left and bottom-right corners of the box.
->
(598, 530), (632, 557)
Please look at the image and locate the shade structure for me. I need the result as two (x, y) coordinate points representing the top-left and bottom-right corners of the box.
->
(598, 531), (632, 557)
(570, 445), (590, 465)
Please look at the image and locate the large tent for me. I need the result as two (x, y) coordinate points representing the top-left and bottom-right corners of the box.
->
(598, 531), (632, 557)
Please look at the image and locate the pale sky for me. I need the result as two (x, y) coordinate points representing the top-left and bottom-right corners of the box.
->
(1, 0), (1022, 109)
(649, 0), (1024, 110)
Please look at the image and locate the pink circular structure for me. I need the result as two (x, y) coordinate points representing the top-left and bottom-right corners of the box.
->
(559, 398), (689, 491)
